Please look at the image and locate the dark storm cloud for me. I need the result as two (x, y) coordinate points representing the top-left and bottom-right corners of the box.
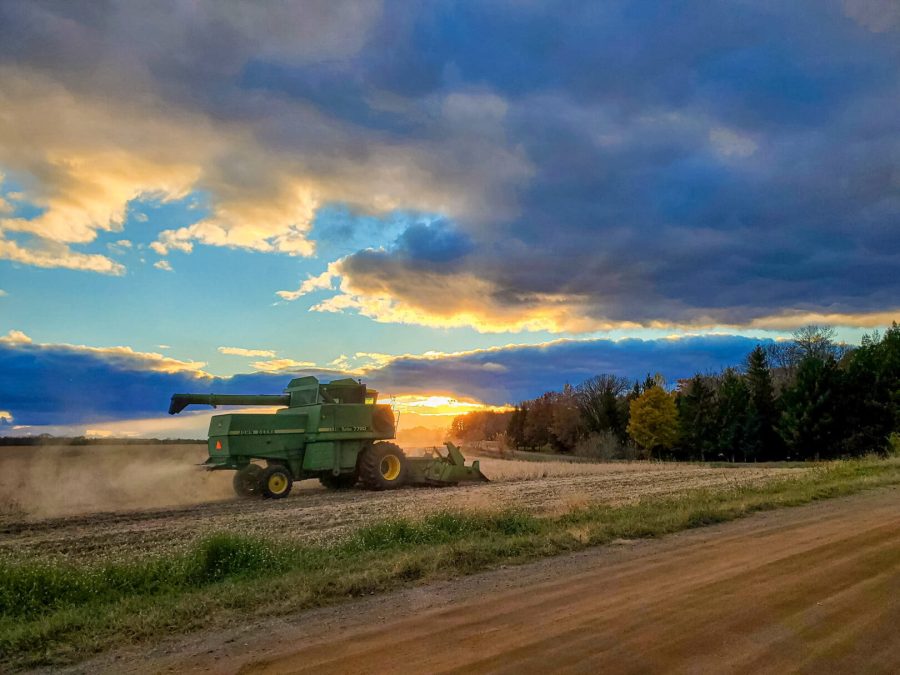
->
(0, 338), (350, 426)
(368, 335), (770, 403)
(2, 1), (899, 326)
(0, 334), (766, 426)
(393, 220), (474, 263)
(324, 1), (900, 327)
(0, 342), (202, 426)
(0, 341), (268, 426)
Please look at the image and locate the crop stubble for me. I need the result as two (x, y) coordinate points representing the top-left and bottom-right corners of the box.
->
(0, 444), (802, 565)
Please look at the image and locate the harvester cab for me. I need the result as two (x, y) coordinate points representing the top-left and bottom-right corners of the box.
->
(169, 376), (488, 499)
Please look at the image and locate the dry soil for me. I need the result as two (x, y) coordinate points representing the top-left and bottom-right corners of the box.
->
(0, 444), (797, 563)
(66, 486), (900, 675)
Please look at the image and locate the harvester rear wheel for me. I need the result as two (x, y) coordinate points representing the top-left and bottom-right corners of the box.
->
(233, 464), (263, 498)
(359, 442), (407, 490)
(261, 465), (293, 499)
(319, 472), (358, 490)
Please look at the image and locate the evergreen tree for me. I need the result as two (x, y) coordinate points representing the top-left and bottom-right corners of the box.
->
(497, 322), (899, 462)
(715, 368), (750, 461)
(641, 372), (665, 392)
(744, 346), (781, 461)
(879, 323), (900, 430)
(841, 322), (900, 455)
(676, 374), (717, 460)
(779, 356), (844, 460)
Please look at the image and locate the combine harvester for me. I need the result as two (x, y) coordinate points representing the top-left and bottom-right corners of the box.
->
(169, 376), (488, 499)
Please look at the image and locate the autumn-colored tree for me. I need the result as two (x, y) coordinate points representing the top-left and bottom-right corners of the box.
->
(627, 386), (679, 458)
(498, 323), (899, 462)
(549, 385), (584, 451)
(523, 393), (554, 449)
(449, 410), (511, 442)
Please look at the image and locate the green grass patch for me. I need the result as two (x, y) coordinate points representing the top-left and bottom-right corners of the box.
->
(2, 457), (899, 670)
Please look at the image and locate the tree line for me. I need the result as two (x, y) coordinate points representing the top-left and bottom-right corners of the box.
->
(450, 324), (900, 462)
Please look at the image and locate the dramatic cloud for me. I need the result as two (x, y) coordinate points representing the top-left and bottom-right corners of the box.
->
(0, 330), (209, 376)
(285, 2), (900, 333)
(2, 1), (898, 333)
(1, 332), (771, 429)
(364, 335), (775, 403)
(0, 332), (212, 425)
(0, 1), (529, 274)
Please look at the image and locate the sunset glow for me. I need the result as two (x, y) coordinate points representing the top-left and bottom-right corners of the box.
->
(1, 2), (898, 438)
(391, 395), (511, 417)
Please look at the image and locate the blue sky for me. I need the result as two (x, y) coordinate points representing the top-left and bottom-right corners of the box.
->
(0, 196), (556, 373)
(1, 1), (898, 436)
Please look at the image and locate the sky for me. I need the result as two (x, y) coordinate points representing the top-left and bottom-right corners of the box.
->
(1, 0), (898, 437)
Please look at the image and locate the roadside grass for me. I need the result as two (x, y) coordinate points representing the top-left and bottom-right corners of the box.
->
(2, 457), (899, 669)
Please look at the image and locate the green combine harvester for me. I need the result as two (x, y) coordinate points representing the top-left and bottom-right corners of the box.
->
(169, 376), (488, 499)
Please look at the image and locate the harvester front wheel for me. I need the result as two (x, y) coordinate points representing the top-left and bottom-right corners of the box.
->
(320, 472), (358, 490)
(359, 442), (407, 490)
(233, 464), (263, 498)
(261, 465), (293, 499)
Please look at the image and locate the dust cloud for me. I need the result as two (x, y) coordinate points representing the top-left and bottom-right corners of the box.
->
(0, 444), (233, 520)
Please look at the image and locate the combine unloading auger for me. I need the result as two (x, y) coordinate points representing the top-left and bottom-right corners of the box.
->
(168, 393), (290, 415)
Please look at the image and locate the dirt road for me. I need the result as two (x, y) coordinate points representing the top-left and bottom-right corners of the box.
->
(89, 486), (899, 675)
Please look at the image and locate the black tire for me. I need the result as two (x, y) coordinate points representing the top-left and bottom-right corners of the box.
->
(260, 464), (293, 499)
(232, 464), (263, 498)
(358, 442), (407, 490)
(319, 472), (358, 490)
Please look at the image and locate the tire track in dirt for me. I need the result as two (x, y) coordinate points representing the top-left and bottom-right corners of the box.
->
(234, 488), (900, 675)
(0, 464), (798, 563)
(71, 486), (900, 674)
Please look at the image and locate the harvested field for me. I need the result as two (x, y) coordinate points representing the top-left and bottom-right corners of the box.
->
(0, 444), (803, 565)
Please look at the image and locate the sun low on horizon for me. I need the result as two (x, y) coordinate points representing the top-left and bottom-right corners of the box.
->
(2, 1), (899, 439)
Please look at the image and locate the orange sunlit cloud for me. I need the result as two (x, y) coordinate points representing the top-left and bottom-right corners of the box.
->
(391, 394), (511, 416)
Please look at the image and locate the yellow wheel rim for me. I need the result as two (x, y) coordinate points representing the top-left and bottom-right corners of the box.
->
(380, 455), (401, 481)
(268, 473), (288, 494)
